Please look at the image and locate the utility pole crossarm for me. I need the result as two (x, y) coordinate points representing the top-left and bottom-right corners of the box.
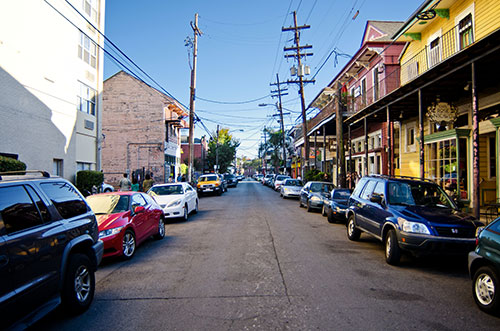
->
(284, 45), (312, 51)
(284, 53), (314, 58)
(282, 24), (310, 31)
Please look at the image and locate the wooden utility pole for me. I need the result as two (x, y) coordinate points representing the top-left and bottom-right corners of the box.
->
(336, 82), (346, 187)
(188, 13), (202, 183)
(270, 73), (288, 173)
(282, 11), (314, 178)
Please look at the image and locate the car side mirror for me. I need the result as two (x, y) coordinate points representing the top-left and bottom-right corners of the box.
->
(134, 206), (145, 214)
(370, 194), (383, 205)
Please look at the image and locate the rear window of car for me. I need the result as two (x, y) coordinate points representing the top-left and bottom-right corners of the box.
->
(40, 182), (89, 219)
(333, 190), (351, 199)
(200, 176), (218, 182)
(284, 179), (302, 186)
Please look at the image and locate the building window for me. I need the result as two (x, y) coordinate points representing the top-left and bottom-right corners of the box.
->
(405, 123), (416, 153)
(428, 37), (440, 67)
(77, 162), (93, 171)
(53, 159), (63, 176)
(83, 0), (98, 23)
(78, 32), (97, 68)
(373, 69), (379, 101)
(77, 82), (96, 115)
(489, 136), (496, 179)
(458, 14), (473, 49)
(361, 78), (367, 106)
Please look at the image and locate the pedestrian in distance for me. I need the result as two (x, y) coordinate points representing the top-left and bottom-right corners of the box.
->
(131, 177), (139, 191)
(119, 173), (132, 191)
(177, 174), (182, 182)
(142, 174), (154, 192)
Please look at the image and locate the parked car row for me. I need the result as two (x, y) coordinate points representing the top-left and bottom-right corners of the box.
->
(1, 169), (244, 328)
(269, 172), (499, 316)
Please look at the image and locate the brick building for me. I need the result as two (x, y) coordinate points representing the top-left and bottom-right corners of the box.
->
(102, 71), (187, 187)
(181, 134), (208, 175)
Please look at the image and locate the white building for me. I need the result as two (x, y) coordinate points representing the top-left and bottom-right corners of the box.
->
(0, 0), (105, 181)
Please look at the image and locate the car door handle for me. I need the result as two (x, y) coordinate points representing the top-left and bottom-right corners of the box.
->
(0, 255), (8, 268)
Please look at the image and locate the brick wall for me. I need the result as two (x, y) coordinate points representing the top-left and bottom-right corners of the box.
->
(102, 71), (175, 186)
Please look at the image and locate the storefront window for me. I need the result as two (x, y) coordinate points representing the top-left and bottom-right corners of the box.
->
(425, 136), (468, 201)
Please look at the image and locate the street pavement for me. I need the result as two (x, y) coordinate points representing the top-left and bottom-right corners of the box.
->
(36, 179), (500, 330)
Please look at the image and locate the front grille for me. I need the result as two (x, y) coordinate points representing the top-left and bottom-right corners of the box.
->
(434, 226), (476, 238)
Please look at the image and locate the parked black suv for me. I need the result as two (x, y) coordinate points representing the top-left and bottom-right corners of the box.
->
(346, 175), (482, 265)
(0, 171), (103, 329)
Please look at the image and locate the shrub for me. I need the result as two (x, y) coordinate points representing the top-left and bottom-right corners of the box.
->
(76, 170), (104, 196)
(304, 169), (329, 183)
(0, 156), (27, 172)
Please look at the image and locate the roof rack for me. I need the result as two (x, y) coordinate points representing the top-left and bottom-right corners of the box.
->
(0, 170), (51, 181)
(366, 174), (435, 183)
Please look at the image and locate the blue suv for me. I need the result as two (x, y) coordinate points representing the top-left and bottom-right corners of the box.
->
(346, 175), (483, 265)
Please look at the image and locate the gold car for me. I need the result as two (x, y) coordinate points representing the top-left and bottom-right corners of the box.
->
(197, 174), (224, 195)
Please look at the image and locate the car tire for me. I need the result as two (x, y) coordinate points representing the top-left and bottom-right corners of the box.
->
(473, 266), (500, 314)
(217, 188), (222, 196)
(307, 201), (313, 212)
(193, 200), (199, 214)
(322, 205), (327, 216)
(347, 215), (361, 241)
(182, 205), (188, 221)
(154, 217), (165, 240)
(385, 229), (401, 265)
(299, 198), (304, 208)
(62, 253), (95, 314)
(104, 188), (112, 193)
(327, 210), (335, 223)
(122, 230), (136, 259)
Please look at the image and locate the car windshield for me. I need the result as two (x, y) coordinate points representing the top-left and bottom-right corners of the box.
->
(310, 183), (334, 193)
(333, 190), (351, 199)
(284, 179), (302, 186)
(200, 175), (218, 182)
(276, 176), (288, 181)
(87, 195), (130, 214)
(150, 185), (183, 195)
(387, 181), (454, 208)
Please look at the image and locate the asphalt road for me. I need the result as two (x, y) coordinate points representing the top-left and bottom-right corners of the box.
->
(37, 180), (500, 330)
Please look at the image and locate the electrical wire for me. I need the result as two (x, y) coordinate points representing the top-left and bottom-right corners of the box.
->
(196, 95), (270, 104)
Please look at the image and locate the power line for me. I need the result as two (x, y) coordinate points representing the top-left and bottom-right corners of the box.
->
(196, 95), (270, 104)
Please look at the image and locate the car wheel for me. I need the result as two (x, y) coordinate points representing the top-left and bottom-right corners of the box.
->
(122, 230), (136, 259)
(62, 253), (95, 314)
(154, 217), (165, 240)
(473, 266), (500, 314)
(327, 210), (334, 223)
(347, 215), (360, 241)
(307, 201), (313, 212)
(182, 205), (188, 221)
(193, 200), (199, 214)
(104, 188), (112, 193)
(299, 198), (304, 208)
(322, 205), (327, 216)
(385, 229), (401, 265)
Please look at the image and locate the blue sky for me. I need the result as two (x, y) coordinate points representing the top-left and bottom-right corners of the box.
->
(104, 0), (423, 158)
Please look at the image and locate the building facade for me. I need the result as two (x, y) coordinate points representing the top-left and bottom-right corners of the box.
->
(102, 71), (187, 186)
(0, 0), (105, 181)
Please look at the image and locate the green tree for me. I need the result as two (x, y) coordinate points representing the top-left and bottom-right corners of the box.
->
(206, 128), (240, 173)
(261, 128), (284, 173)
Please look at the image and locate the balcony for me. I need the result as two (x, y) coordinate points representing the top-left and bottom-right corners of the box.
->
(400, 22), (474, 85)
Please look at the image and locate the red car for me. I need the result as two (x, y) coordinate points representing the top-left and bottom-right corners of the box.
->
(86, 192), (165, 260)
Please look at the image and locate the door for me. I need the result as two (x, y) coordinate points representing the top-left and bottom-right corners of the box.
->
(131, 193), (149, 243)
(356, 180), (377, 230)
(300, 183), (310, 205)
(185, 185), (196, 213)
(0, 185), (63, 324)
(364, 181), (390, 236)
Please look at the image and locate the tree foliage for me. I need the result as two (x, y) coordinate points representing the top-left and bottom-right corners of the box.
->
(206, 128), (240, 174)
(260, 128), (284, 173)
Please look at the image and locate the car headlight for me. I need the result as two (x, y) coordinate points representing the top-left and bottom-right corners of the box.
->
(310, 196), (321, 202)
(399, 217), (430, 234)
(99, 226), (124, 238)
(336, 206), (343, 212)
(167, 199), (182, 207)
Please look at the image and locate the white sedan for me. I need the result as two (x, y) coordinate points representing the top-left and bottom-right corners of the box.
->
(148, 183), (198, 221)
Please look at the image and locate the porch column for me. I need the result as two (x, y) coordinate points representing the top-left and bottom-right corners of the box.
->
(314, 130), (317, 170)
(418, 89), (425, 179)
(348, 124), (353, 188)
(323, 128), (326, 173)
(364, 117), (369, 176)
(472, 62), (480, 219)
(386, 106), (392, 176)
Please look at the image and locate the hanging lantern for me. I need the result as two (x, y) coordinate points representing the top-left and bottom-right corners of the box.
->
(426, 96), (458, 125)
